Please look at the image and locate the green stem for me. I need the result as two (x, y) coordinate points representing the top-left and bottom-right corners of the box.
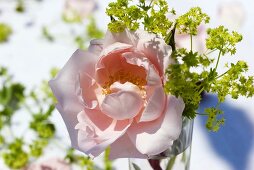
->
(181, 152), (186, 162)
(190, 35), (193, 52)
(196, 112), (209, 116)
(166, 156), (176, 170)
(104, 147), (112, 170)
(128, 159), (131, 170)
(52, 139), (66, 150)
(214, 50), (222, 72)
(198, 86), (205, 94)
(205, 49), (217, 55)
(215, 69), (229, 79)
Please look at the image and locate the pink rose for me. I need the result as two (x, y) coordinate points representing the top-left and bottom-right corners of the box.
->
(26, 158), (71, 170)
(49, 29), (185, 158)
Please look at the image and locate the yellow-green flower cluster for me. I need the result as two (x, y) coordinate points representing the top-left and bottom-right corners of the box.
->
(164, 8), (253, 131)
(106, 0), (173, 37)
(0, 23), (12, 43)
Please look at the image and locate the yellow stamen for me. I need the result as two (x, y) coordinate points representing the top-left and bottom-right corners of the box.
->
(102, 69), (147, 96)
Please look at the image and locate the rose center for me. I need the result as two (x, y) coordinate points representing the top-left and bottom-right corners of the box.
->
(102, 69), (147, 98)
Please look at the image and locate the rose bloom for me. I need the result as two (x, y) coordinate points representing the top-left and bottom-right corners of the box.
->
(25, 158), (71, 170)
(50, 29), (185, 158)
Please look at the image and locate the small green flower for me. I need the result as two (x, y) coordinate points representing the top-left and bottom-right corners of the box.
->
(32, 122), (55, 138)
(176, 7), (210, 35)
(206, 26), (243, 55)
(29, 139), (48, 157)
(0, 23), (12, 43)
(2, 139), (29, 169)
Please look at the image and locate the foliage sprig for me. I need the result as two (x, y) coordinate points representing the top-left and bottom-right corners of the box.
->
(106, 0), (174, 38)
(164, 10), (253, 131)
(176, 7), (210, 35)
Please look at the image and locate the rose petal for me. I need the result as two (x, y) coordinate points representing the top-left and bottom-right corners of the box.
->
(49, 50), (97, 147)
(88, 39), (104, 55)
(109, 133), (148, 159)
(103, 29), (138, 48)
(75, 110), (132, 157)
(110, 82), (141, 95)
(122, 51), (161, 86)
(139, 86), (166, 122)
(95, 47), (147, 86)
(79, 72), (99, 109)
(104, 29), (173, 76)
(97, 46), (128, 76)
(127, 96), (185, 156)
(95, 43), (132, 85)
(100, 42), (132, 58)
(49, 49), (99, 113)
(78, 109), (113, 132)
(55, 104), (79, 148)
(101, 91), (143, 120)
(136, 30), (173, 76)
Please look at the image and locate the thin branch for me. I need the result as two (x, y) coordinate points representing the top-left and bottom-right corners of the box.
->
(205, 49), (217, 55)
(216, 69), (230, 79)
(214, 50), (222, 72)
(196, 112), (209, 116)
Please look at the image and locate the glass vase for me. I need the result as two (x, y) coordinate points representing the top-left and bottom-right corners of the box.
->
(129, 118), (194, 170)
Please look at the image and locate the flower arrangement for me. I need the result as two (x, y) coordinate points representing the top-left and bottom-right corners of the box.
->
(49, 0), (254, 169)
(0, 0), (252, 170)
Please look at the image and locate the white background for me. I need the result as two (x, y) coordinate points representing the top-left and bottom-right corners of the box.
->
(0, 0), (254, 169)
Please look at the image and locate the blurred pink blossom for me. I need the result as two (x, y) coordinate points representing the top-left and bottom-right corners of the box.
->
(218, 1), (246, 30)
(26, 158), (71, 170)
(63, 0), (97, 22)
(175, 25), (207, 53)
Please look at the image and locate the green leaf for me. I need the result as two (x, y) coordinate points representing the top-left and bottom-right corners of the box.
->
(104, 147), (113, 170)
(165, 24), (176, 51)
(42, 26), (54, 42)
(205, 107), (225, 131)
(132, 163), (141, 170)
